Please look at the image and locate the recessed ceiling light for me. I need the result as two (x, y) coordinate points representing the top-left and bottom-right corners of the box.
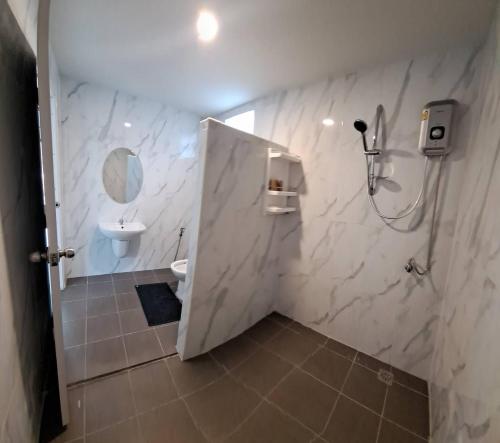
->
(124, 122), (132, 128)
(322, 118), (335, 126)
(197, 10), (218, 42)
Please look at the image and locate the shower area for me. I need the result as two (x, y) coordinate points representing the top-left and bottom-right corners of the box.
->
(177, 12), (500, 440)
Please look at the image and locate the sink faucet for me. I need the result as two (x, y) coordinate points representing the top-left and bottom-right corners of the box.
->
(118, 217), (125, 225)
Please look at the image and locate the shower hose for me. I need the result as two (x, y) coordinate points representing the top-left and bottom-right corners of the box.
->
(365, 154), (445, 274)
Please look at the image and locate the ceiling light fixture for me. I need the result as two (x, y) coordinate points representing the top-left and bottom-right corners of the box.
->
(197, 10), (218, 42)
(322, 118), (335, 126)
(124, 122), (132, 128)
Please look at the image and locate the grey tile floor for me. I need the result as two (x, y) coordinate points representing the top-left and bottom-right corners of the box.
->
(62, 269), (179, 384)
(52, 312), (429, 443)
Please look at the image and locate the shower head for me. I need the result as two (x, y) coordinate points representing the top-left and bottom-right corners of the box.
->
(354, 119), (368, 133)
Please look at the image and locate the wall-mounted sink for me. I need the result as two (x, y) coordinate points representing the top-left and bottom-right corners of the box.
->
(99, 222), (146, 257)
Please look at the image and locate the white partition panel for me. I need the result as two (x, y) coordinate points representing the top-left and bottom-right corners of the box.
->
(177, 119), (288, 359)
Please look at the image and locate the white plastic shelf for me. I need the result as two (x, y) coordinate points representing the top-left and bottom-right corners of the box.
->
(267, 190), (298, 197)
(266, 206), (297, 214)
(269, 150), (301, 163)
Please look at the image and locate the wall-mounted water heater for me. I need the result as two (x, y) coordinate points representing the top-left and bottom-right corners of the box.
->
(418, 99), (456, 156)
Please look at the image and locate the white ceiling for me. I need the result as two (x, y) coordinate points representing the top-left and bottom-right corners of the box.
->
(50, 0), (495, 116)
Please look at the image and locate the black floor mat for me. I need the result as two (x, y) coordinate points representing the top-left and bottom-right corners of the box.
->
(135, 282), (181, 326)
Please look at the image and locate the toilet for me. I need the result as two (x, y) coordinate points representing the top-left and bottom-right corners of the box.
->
(170, 259), (187, 302)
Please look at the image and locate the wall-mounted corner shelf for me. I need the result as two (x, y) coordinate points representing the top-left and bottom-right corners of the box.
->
(264, 147), (301, 216)
(269, 150), (302, 163)
(267, 190), (298, 197)
(266, 206), (297, 214)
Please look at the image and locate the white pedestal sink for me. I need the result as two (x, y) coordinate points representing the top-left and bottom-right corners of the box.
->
(99, 222), (147, 258)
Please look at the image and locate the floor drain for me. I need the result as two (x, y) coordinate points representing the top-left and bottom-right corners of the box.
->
(377, 369), (393, 386)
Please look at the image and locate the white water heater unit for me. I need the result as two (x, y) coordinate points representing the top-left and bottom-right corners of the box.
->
(418, 99), (456, 156)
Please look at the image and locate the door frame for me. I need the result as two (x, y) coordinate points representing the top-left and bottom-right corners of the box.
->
(37, 0), (69, 425)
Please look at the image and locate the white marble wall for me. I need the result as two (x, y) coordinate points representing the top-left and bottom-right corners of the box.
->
(218, 45), (483, 380)
(6, 0), (37, 52)
(430, 5), (500, 441)
(177, 119), (281, 359)
(59, 78), (200, 277)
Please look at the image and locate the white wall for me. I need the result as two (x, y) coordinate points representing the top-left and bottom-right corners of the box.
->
(178, 119), (282, 359)
(59, 78), (200, 277)
(430, 4), (500, 441)
(6, 0), (37, 52)
(218, 44), (483, 380)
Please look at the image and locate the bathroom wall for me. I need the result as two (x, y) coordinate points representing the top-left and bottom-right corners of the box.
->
(430, 4), (500, 441)
(178, 119), (281, 359)
(0, 1), (50, 441)
(59, 78), (200, 278)
(218, 44), (483, 380)
(6, 0), (37, 51)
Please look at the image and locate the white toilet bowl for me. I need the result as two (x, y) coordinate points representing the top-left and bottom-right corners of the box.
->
(170, 259), (187, 302)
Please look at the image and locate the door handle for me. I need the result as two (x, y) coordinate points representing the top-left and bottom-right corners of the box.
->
(30, 248), (75, 266)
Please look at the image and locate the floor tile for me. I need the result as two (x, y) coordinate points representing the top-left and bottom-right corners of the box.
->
(116, 292), (142, 311)
(86, 337), (127, 378)
(210, 334), (258, 370)
(288, 321), (328, 345)
(87, 282), (114, 298)
(86, 312), (121, 343)
(233, 348), (292, 395)
(166, 354), (224, 396)
(62, 300), (86, 323)
(130, 360), (178, 413)
(87, 296), (117, 317)
(135, 274), (159, 285)
(391, 367), (428, 396)
(155, 322), (179, 355)
(112, 271), (135, 281)
(325, 339), (357, 361)
(343, 364), (387, 413)
(244, 317), (283, 343)
(302, 347), (351, 390)
(113, 279), (137, 294)
(123, 330), (163, 366)
(87, 274), (112, 284)
(384, 383), (429, 438)
(62, 319), (85, 348)
(269, 369), (338, 433)
(61, 285), (87, 301)
(225, 401), (313, 443)
(138, 399), (207, 443)
(51, 386), (84, 442)
(378, 419), (427, 443)
(154, 268), (176, 282)
(66, 276), (87, 286)
(355, 352), (391, 373)
(86, 418), (142, 443)
(120, 308), (149, 334)
(134, 270), (156, 278)
(85, 372), (135, 433)
(265, 328), (319, 364)
(65, 345), (85, 384)
(322, 395), (379, 443)
(185, 375), (260, 440)
(267, 311), (293, 326)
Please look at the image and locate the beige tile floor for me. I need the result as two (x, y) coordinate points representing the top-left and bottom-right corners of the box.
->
(62, 269), (179, 383)
(52, 312), (429, 443)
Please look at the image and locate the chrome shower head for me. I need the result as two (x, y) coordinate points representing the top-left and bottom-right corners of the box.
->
(354, 119), (368, 133)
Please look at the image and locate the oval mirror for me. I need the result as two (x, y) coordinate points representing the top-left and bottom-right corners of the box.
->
(102, 148), (143, 203)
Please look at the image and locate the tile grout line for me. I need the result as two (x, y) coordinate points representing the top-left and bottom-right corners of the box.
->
(318, 350), (359, 437)
(164, 357), (212, 442)
(375, 384), (389, 443)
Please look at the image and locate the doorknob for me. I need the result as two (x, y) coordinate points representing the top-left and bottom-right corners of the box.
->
(30, 248), (75, 265)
